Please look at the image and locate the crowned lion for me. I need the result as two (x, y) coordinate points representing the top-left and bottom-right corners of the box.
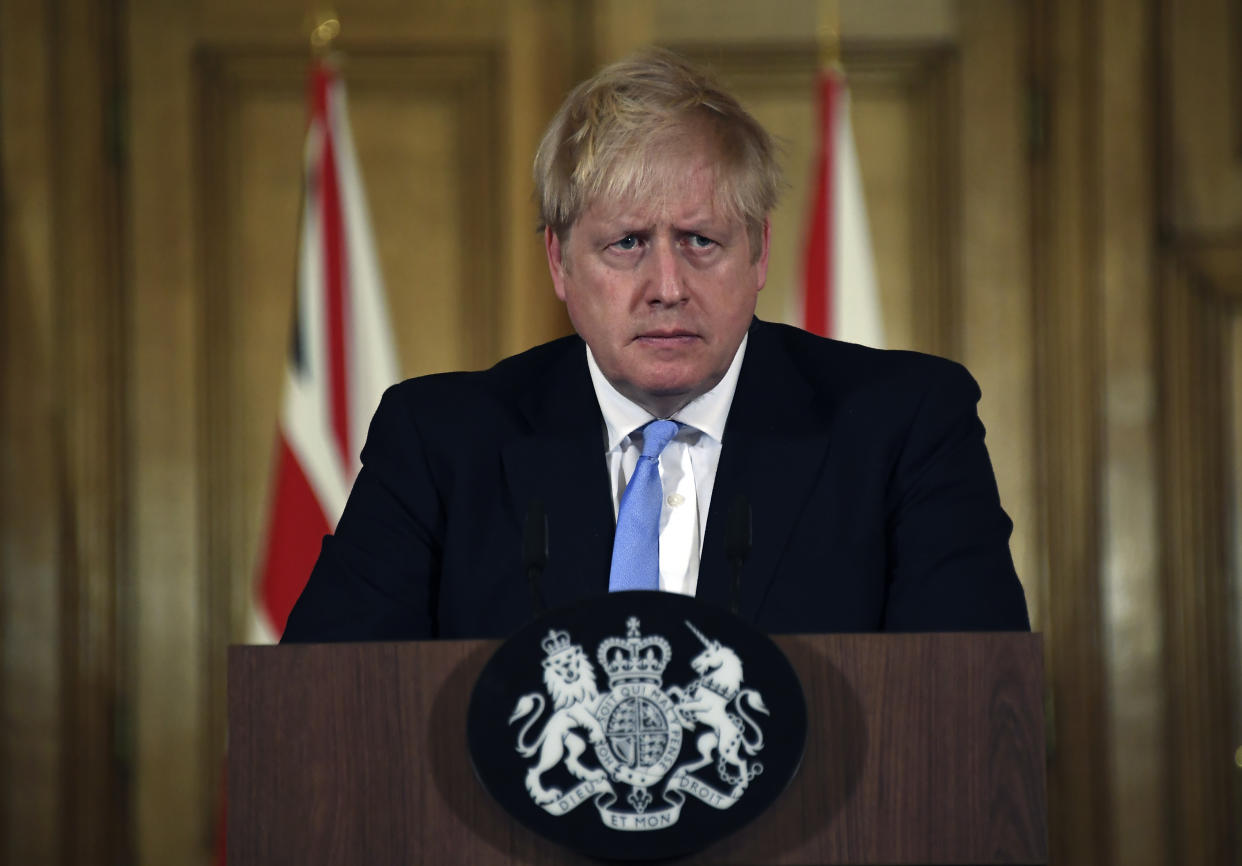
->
(509, 630), (607, 805)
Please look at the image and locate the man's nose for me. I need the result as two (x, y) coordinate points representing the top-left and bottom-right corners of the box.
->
(646, 240), (688, 305)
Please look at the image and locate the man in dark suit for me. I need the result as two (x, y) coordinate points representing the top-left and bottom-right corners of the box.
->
(282, 49), (1029, 643)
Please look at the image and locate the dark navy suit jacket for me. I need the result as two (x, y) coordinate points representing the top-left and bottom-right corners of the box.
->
(282, 319), (1029, 642)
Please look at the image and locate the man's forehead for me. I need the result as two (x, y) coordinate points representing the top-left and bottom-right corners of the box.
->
(584, 196), (728, 229)
(584, 129), (734, 216)
(580, 162), (737, 230)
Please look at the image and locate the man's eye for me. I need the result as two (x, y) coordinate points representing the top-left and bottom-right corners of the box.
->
(613, 234), (640, 251)
(688, 234), (716, 249)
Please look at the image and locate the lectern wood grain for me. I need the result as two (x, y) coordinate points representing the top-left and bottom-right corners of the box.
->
(228, 634), (1046, 864)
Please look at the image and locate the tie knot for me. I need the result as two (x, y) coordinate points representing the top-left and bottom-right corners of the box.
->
(639, 420), (678, 459)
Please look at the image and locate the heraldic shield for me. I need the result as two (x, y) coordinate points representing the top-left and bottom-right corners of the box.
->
(467, 591), (807, 861)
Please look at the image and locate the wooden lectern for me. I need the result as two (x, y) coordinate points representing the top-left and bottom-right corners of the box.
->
(228, 634), (1046, 864)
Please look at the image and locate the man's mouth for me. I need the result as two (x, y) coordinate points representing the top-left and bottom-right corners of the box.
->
(635, 329), (698, 344)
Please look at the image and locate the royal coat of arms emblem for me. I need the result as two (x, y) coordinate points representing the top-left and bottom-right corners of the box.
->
(468, 591), (807, 860)
(508, 616), (770, 831)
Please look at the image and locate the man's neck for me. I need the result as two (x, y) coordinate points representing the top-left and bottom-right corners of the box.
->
(585, 335), (748, 444)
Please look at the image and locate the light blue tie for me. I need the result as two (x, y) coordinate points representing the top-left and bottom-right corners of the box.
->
(608, 420), (679, 592)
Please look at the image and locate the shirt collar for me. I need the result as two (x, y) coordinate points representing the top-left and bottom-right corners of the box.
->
(585, 333), (748, 451)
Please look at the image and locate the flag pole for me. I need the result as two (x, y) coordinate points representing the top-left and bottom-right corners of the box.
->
(817, 0), (842, 72)
(802, 0), (883, 346)
(309, 9), (340, 56)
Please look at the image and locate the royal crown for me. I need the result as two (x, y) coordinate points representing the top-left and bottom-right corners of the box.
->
(597, 617), (671, 687)
(540, 629), (574, 658)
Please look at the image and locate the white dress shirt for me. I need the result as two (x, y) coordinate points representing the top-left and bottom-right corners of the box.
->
(585, 334), (748, 596)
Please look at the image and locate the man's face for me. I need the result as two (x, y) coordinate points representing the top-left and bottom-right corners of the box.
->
(546, 153), (769, 418)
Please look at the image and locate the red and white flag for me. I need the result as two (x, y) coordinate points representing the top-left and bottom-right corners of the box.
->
(799, 67), (884, 347)
(252, 58), (399, 643)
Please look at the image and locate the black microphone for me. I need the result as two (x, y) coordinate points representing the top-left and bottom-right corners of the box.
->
(523, 500), (548, 617)
(725, 494), (752, 615)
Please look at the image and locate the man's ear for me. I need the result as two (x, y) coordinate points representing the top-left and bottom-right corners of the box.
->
(545, 226), (568, 302)
(755, 218), (772, 292)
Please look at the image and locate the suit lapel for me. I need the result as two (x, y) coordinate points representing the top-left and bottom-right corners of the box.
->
(498, 324), (836, 621)
(501, 341), (616, 608)
(698, 322), (835, 622)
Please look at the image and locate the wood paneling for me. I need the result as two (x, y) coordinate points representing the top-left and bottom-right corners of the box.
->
(1162, 0), (1242, 231)
(958, 0), (1038, 629)
(1, 2), (64, 862)
(1158, 238), (1241, 864)
(5, 0), (1240, 863)
(1158, 0), (1242, 861)
(2, 0), (131, 863)
(1097, 1), (1166, 864)
(54, 0), (131, 853)
(129, 1), (207, 858)
(1029, 0), (1113, 863)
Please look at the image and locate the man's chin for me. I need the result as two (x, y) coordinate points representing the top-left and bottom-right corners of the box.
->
(628, 367), (703, 397)
(619, 371), (720, 415)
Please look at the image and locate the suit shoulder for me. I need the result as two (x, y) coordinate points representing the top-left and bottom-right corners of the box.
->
(372, 334), (585, 440)
(754, 320), (978, 402)
(384, 334), (582, 404)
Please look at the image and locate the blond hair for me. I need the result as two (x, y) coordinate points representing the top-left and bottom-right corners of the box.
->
(533, 48), (781, 261)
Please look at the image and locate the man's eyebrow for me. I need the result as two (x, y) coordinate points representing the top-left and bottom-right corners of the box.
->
(602, 221), (655, 236)
(676, 220), (730, 236)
